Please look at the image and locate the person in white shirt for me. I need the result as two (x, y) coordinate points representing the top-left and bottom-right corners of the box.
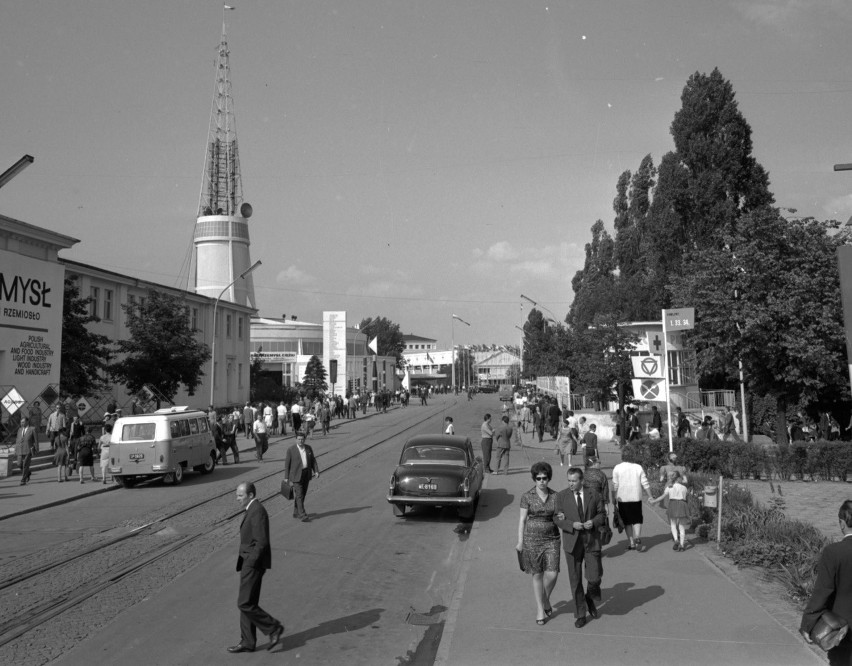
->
(252, 413), (268, 461)
(276, 402), (287, 436)
(444, 416), (454, 435)
(263, 403), (274, 434)
(611, 453), (653, 551)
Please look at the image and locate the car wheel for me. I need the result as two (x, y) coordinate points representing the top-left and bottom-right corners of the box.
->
(165, 465), (184, 485)
(392, 503), (407, 517)
(197, 452), (216, 475)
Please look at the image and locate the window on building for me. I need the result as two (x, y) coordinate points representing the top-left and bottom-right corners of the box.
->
(303, 340), (322, 356)
(226, 314), (232, 338)
(103, 289), (113, 321)
(238, 316), (244, 339)
(89, 287), (99, 318)
(192, 307), (199, 331)
(238, 363), (243, 388)
(282, 363), (293, 387)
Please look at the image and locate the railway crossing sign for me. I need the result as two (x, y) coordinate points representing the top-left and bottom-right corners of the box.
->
(631, 378), (667, 402)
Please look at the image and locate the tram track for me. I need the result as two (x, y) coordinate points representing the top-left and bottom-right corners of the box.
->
(0, 401), (453, 650)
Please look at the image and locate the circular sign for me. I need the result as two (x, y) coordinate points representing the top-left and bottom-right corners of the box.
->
(639, 380), (660, 400)
(640, 357), (659, 376)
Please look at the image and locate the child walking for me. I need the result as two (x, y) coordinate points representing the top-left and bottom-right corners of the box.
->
(444, 416), (455, 435)
(649, 471), (690, 551)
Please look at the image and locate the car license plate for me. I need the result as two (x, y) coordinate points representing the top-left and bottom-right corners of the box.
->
(129, 453), (144, 461)
(418, 483), (437, 490)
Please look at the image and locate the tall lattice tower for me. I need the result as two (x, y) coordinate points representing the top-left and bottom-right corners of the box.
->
(194, 10), (255, 307)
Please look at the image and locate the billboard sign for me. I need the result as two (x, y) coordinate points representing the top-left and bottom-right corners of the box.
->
(323, 311), (347, 395)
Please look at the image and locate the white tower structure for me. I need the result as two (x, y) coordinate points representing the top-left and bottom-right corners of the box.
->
(194, 11), (255, 307)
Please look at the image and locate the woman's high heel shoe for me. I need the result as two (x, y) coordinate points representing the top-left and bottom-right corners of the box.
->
(544, 606), (553, 617)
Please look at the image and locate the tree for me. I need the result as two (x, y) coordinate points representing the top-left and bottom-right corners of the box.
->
(358, 316), (405, 368)
(670, 68), (774, 247)
(301, 354), (328, 398)
(569, 313), (640, 416)
(671, 209), (848, 443)
(568, 220), (618, 328)
(110, 290), (210, 405)
(60, 278), (112, 398)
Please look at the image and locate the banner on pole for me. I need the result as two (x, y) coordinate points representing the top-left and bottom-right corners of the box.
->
(631, 355), (664, 379)
(631, 378), (668, 402)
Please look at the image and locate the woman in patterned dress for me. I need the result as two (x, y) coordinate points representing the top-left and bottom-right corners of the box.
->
(515, 461), (561, 625)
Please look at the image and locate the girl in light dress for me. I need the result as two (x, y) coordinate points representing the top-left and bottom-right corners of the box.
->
(649, 471), (690, 551)
(444, 416), (455, 435)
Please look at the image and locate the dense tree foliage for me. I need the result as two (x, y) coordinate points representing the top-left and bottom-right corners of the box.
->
(60, 278), (112, 398)
(672, 210), (847, 443)
(110, 291), (210, 404)
(358, 316), (405, 368)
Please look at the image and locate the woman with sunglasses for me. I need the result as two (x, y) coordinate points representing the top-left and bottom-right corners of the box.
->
(516, 461), (561, 624)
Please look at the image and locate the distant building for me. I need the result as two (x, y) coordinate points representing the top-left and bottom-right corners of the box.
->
(402, 334), (438, 351)
(250, 316), (400, 394)
(473, 350), (521, 387)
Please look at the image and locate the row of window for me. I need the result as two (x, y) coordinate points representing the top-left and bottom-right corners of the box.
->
(406, 343), (435, 350)
(87, 287), (244, 340)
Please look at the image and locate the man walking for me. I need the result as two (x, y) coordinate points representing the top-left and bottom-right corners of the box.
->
(800, 500), (852, 664)
(242, 403), (254, 440)
(722, 406), (739, 441)
(228, 482), (284, 654)
(16, 417), (39, 486)
(553, 467), (606, 628)
(284, 433), (320, 521)
(276, 401), (288, 436)
(46, 406), (66, 452)
(492, 414), (515, 475)
(252, 413), (268, 461)
(612, 451), (653, 551)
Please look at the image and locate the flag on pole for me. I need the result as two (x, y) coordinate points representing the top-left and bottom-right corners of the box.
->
(224, 5), (236, 9)
(368, 336), (378, 354)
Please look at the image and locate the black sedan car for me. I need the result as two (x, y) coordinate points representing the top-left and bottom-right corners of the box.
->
(387, 434), (484, 520)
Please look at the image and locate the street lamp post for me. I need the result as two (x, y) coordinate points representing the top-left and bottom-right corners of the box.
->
(451, 314), (470, 390)
(209, 259), (262, 409)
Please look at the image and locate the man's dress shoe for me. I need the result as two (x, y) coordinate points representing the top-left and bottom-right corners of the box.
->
(268, 623), (284, 651)
(574, 616), (588, 629)
(227, 644), (254, 653)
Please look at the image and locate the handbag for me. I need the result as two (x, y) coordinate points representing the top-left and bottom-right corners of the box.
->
(516, 548), (526, 572)
(599, 516), (614, 546)
(810, 611), (849, 652)
(280, 479), (294, 500)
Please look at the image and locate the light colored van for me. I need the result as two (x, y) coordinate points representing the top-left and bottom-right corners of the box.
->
(109, 406), (217, 488)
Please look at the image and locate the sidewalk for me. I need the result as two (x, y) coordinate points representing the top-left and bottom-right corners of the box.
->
(435, 431), (823, 666)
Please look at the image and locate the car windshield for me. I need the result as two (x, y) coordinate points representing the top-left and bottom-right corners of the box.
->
(402, 446), (466, 466)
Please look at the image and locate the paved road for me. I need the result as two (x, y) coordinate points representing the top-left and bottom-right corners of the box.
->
(4, 394), (482, 666)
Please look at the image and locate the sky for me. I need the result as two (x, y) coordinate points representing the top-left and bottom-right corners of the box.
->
(2, 1), (852, 349)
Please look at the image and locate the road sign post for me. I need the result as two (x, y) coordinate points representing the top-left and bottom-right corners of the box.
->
(662, 308), (695, 452)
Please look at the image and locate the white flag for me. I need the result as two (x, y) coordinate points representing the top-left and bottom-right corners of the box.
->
(224, 5), (236, 10)
(368, 336), (378, 354)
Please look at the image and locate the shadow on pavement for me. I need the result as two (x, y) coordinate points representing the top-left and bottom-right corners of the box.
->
(311, 505), (372, 520)
(473, 488), (515, 522)
(275, 608), (384, 652)
(597, 581), (664, 616)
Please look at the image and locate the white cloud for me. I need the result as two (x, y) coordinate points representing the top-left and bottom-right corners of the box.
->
(275, 265), (316, 285)
(471, 241), (584, 280)
(823, 194), (852, 220)
(486, 241), (519, 261)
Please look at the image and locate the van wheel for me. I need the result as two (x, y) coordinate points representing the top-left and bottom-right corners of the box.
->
(165, 465), (184, 485)
(198, 452), (216, 475)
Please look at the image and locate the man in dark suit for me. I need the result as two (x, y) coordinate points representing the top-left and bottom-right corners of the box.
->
(553, 467), (606, 628)
(284, 433), (320, 521)
(228, 482), (283, 654)
(801, 500), (852, 664)
(16, 417), (39, 486)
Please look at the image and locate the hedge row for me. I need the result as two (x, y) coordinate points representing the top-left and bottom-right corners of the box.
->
(621, 437), (852, 482)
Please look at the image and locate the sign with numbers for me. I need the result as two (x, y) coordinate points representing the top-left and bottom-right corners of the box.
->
(664, 308), (695, 331)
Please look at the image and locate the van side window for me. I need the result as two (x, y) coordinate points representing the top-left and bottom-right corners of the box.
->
(179, 420), (191, 437)
(170, 421), (181, 438)
(123, 423), (156, 442)
(188, 419), (199, 435)
(199, 418), (210, 433)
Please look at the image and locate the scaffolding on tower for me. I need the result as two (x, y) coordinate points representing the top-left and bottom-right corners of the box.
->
(198, 14), (243, 218)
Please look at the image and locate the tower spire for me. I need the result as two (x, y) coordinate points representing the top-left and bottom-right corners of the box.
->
(193, 6), (256, 308)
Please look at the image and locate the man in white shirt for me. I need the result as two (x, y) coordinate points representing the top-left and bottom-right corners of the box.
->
(290, 402), (302, 434)
(276, 402), (287, 436)
(611, 454), (653, 551)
